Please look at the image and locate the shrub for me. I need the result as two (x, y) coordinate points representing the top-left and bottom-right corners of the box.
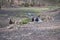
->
(20, 3), (25, 7)
(20, 18), (30, 24)
(30, 3), (34, 7)
(24, 3), (29, 7)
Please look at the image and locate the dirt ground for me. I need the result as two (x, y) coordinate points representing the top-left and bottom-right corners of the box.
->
(0, 8), (60, 40)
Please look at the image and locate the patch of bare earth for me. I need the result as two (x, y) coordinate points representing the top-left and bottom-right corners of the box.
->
(0, 8), (60, 40)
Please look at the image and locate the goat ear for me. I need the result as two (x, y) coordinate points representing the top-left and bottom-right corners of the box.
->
(8, 18), (10, 20)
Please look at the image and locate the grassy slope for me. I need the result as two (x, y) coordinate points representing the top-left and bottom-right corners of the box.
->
(1, 7), (55, 17)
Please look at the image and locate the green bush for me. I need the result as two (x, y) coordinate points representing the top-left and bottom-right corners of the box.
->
(20, 3), (25, 7)
(20, 18), (30, 24)
(24, 3), (29, 7)
(30, 3), (34, 7)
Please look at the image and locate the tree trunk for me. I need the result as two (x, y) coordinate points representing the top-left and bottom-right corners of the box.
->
(0, 7), (1, 10)
(0, 4), (1, 10)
